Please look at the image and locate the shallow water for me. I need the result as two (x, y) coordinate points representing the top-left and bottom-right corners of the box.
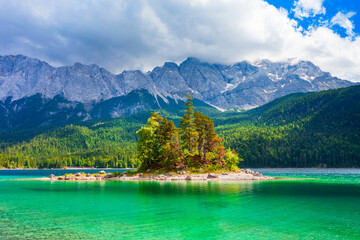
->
(0, 169), (359, 239)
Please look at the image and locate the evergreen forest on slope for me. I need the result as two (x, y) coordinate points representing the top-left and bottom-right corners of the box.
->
(0, 85), (359, 168)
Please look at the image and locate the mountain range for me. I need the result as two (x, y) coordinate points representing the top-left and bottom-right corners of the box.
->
(0, 54), (355, 129)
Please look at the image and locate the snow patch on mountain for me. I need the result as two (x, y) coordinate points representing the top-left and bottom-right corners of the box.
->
(0, 54), (355, 110)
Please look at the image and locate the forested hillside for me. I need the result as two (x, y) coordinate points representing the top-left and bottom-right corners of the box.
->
(218, 85), (360, 167)
(0, 85), (359, 168)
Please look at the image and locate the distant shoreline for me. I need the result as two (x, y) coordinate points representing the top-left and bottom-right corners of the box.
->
(0, 168), (135, 170)
(1, 167), (359, 170)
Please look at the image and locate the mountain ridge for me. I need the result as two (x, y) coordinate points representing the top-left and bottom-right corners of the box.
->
(0, 89), (218, 130)
(0, 54), (355, 110)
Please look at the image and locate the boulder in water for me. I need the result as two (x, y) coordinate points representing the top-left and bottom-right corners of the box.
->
(104, 173), (114, 179)
(207, 173), (219, 179)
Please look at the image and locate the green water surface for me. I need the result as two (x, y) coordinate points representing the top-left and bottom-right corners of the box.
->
(0, 169), (359, 239)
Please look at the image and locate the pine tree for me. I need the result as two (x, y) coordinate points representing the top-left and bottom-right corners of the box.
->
(194, 111), (207, 162)
(156, 117), (181, 169)
(135, 95), (241, 172)
(179, 94), (198, 153)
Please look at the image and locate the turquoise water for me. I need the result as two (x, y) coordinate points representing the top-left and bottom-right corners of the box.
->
(0, 169), (360, 239)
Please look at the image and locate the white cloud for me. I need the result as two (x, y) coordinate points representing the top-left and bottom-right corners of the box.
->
(331, 11), (356, 38)
(0, 0), (359, 82)
(293, 0), (326, 19)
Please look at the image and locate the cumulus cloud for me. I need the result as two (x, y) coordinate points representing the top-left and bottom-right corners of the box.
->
(292, 0), (326, 19)
(0, 0), (359, 82)
(331, 11), (356, 38)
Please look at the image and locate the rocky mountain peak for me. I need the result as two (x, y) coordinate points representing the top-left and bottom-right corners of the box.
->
(0, 54), (355, 110)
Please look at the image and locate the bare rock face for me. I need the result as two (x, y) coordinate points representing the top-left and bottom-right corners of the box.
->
(0, 55), (354, 111)
(75, 173), (82, 177)
(49, 174), (55, 178)
(98, 170), (106, 174)
(185, 175), (192, 181)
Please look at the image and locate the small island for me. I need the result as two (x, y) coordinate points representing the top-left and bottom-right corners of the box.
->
(42, 95), (273, 182)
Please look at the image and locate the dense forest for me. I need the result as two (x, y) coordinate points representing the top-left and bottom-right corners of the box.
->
(0, 85), (359, 168)
(136, 95), (240, 172)
(218, 85), (360, 167)
(0, 117), (142, 168)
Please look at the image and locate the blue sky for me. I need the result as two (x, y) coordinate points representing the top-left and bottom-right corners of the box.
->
(0, 0), (359, 82)
(266, 0), (359, 38)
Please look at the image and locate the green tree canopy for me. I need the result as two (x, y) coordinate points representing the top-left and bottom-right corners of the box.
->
(136, 95), (241, 172)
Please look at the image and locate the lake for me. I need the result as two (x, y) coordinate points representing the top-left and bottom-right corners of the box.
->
(0, 168), (359, 239)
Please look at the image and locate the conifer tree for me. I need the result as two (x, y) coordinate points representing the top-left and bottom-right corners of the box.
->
(156, 117), (181, 169)
(179, 94), (198, 153)
(135, 94), (240, 172)
(194, 111), (207, 162)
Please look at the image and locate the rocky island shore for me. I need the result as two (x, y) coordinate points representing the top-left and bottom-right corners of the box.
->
(32, 169), (274, 182)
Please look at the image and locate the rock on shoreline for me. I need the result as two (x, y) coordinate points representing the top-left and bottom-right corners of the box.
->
(43, 169), (274, 182)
